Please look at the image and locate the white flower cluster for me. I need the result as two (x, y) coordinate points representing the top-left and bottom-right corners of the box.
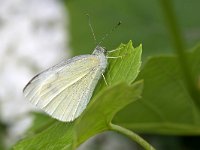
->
(0, 0), (69, 147)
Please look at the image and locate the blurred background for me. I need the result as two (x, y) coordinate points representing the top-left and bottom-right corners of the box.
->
(0, 0), (200, 149)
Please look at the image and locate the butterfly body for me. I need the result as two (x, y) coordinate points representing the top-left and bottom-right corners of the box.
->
(23, 46), (107, 122)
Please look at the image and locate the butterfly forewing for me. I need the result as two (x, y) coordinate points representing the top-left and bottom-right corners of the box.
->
(23, 55), (105, 122)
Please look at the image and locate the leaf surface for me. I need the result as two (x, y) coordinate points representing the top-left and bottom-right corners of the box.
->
(14, 41), (143, 149)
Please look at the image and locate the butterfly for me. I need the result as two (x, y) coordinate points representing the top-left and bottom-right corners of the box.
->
(23, 46), (110, 122)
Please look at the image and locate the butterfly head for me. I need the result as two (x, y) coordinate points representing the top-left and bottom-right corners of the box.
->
(93, 46), (107, 56)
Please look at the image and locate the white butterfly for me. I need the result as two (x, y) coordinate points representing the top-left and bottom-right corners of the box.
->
(23, 46), (108, 122)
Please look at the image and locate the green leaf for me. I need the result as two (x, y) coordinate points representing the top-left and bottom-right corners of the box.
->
(26, 112), (56, 136)
(114, 44), (200, 135)
(94, 41), (142, 92)
(14, 41), (143, 149)
(75, 81), (143, 147)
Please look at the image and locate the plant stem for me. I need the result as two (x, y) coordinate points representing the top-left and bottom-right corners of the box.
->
(159, 1), (200, 105)
(109, 123), (156, 150)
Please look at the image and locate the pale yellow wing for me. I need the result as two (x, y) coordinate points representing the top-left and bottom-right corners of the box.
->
(23, 55), (103, 122)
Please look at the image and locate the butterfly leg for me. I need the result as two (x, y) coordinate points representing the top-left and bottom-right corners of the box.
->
(102, 73), (108, 86)
(107, 48), (125, 59)
(106, 56), (123, 59)
(107, 47), (123, 53)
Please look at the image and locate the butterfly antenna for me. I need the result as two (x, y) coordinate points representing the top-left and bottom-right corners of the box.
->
(86, 14), (97, 45)
(98, 21), (122, 46)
